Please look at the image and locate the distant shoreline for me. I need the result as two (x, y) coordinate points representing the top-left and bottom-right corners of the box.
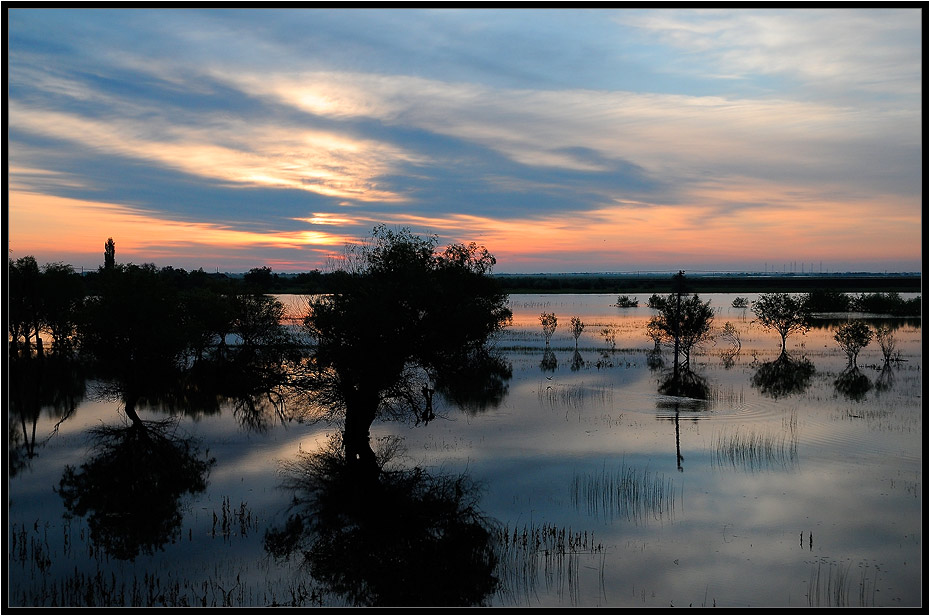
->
(491, 273), (922, 294)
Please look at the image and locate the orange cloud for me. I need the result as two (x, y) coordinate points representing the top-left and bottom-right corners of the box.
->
(8, 190), (356, 262)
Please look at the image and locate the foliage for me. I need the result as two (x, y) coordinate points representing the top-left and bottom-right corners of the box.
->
(300, 226), (511, 477)
(539, 312), (557, 345)
(104, 237), (116, 270)
(833, 321), (872, 367)
(875, 325), (897, 363)
(615, 295), (638, 308)
(731, 296), (749, 309)
(569, 316), (584, 346)
(647, 289), (714, 369)
(849, 292), (920, 316)
(751, 293), (811, 353)
(8, 256), (44, 356)
(803, 288), (850, 313)
(647, 293), (665, 309)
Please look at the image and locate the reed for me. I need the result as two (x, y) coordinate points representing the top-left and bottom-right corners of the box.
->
(806, 560), (878, 607)
(570, 463), (679, 524)
(493, 522), (605, 607)
(711, 427), (798, 472)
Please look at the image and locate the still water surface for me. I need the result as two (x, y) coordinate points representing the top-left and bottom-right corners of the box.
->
(8, 293), (922, 607)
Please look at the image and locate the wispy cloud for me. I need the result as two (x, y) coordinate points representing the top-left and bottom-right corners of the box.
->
(7, 8), (922, 272)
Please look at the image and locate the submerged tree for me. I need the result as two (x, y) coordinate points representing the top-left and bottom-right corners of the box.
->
(569, 317), (584, 347)
(875, 325), (897, 364)
(299, 227), (512, 481)
(539, 312), (557, 346)
(646, 272), (714, 375)
(752, 293), (811, 354)
(833, 321), (872, 368)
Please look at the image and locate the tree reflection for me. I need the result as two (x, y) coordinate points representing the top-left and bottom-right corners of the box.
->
(8, 356), (87, 476)
(658, 368), (710, 400)
(57, 404), (215, 561)
(539, 348), (558, 372)
(435, 352), (511, 416)
(656, 369), (710, 473)
(751, 353), (816, 399)
(570, 350), (585, 372)
(833, 367), (872, 401)
(264, 435), (499, 607)
(874, 362), (896, 393)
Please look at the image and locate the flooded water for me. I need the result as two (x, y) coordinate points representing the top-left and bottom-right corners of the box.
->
(8, 293), (922, 608)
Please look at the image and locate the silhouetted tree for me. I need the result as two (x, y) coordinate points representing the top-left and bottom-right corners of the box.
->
(803, 288), (850, 313)
(615, 295), (638, 308)
(875, 325), (897, 364)
(39, 262), (85, 356)
(539, 312), (557, 346)
(104, 237), (116, 270)
(647, 273), (714, 375)
(570, 317), (584, 347)
(78, 263), (190, 394)
(8, 256), (43, 357)
(244, 266), (275, 292)
(731, 297), (749, 309)
(298, 226), (511, 481)
(752, 293), (811, 354)
(833, 321), (872, 368)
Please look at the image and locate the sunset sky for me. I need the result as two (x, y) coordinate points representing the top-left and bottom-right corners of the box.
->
(7, 8), (924, 274)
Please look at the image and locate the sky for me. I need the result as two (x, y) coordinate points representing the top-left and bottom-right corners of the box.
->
(6, 8), (925, 274)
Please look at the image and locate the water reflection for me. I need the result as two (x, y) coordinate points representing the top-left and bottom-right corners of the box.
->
(874, 363), (896, 393)
(751, 353), (816, 399)
(436, 352), (512, 415)
(570, 350), (585, 372)
(658, 368), (710, 400)
(57, 408), (215, 561)
(539, 348), (558, 372)
(264, 435), (498, 607)
(656, 369), (711, 472)
(8, 356), (87, 476)
(833, 367), (872, 401)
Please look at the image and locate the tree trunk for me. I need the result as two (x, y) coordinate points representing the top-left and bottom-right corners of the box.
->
(343, 388), (380, 483)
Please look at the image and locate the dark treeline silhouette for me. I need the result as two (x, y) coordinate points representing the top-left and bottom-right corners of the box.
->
(493, 274), (920, 295)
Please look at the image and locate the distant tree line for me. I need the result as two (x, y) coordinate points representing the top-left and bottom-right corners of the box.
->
(492, 274), (921, 295)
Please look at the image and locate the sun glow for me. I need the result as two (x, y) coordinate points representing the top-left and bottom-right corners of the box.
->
(9, 190), (356, 266)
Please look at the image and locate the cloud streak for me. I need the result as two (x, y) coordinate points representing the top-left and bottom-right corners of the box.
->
(7, 8), (923, 273)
